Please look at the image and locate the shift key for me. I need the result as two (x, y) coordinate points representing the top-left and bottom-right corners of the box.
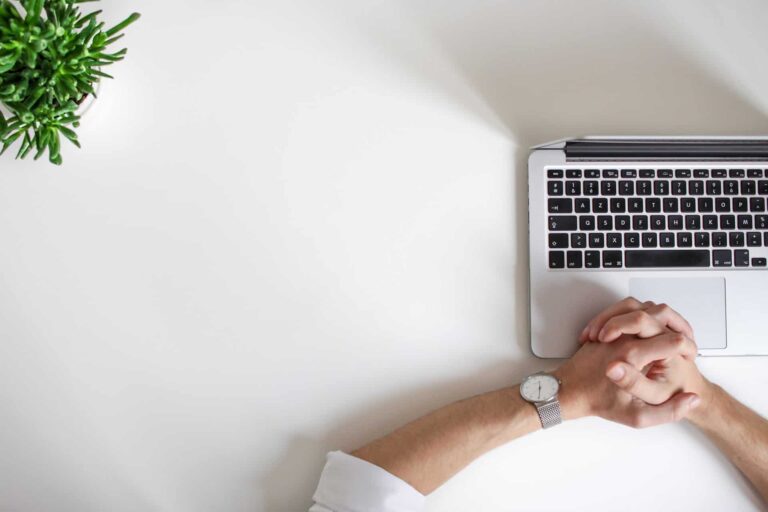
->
(549, 216), (577, 231)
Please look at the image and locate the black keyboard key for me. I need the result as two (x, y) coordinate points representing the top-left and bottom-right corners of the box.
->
(592, 198), (608, 213)
(752, 257), (767, 267)
(632, 215), (648, 230)
(741, 180), (756, 195)
(548, 169), (563, 178)
(749, 169), (763, 178)
(601, 180), (617, 196)
(703, 215), (718, 230)
(602, 251), (623, 268)
(654, 180), (669, 195)
(619, 181), (634, 196)
(575, 198), (591, 213)
(615, 216), (631, 230)
(645, 198), (661, 212)
(610, 198), (626, 213)
(584, 181), (599, 196)
(585, 169), (600, 178)
(642, 233), (658, 247)
(639, 169), (655, 178)
(566, 181), (581, 196)
(658, 169), (673, 178)
(672, 181), (687, 195)
(712, 169), (727, 178)
(621, 169), (637, 178)
(707, 181), (722, 195)
(689, 180), (704, 195)
(712, 232), (727, 247)
(571, 233), (587, 248)
(548, 198), (573, 213)
(637, 181), (652, 195)
(663, 198), (679, 212)
(549, 233), (568, 248)
(694, 169), (709, 178)
(750, 197), (765, 212)
(603, 169), (618, 178)
(729, 232), (745, 247)
(607, 233), (622, 248)
(589, 233), (605, 248)
(713, 250), (732, 267)
(756, 215), (768, 229)
(660, 233), (675, 247)
(549, 251), (565, 268)
(566, 169), (582, 178)
(585, 251), (600, 268)
(677, 232), (693, 247)
(625, 250), (710, 268)
(765, 232), (768, 246)
(675, 169), (691, 178)
(567, 250), (583, 269)
(715, 197), (730, 212)
(759, 181), (768, 195)
(668, 215), (683, 230)
(748, 232), (761, 247)
(695, 232), (710, 247)
(579, 215), (595, 231)
(733, 197), (748, 212)
(729, 169), (745, 178)
(549, 216), (577, 231)
(624, 232), (640, 248)
(597, 216), (613, 231)
(685, 215), (701, 230)
(548, 181), (563, 196)
(724, 180), (738, 195)
(738, 215), (752, 230)
(650, 215), (665, 230)
(628, 198), (643, 213)
(698, 198), (714, 212)
(720, 215), (735, 230)
(680, 198), (696, 212)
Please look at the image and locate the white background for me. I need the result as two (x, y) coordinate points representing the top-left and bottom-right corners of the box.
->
(1, 1), (768, 511)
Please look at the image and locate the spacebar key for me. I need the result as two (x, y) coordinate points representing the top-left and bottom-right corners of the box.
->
(625, 250), (710, 268)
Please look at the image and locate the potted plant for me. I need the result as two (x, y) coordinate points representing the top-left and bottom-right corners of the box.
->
(0, 0), (139, 164)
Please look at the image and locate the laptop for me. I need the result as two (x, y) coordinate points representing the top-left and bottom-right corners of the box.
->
(528, 136), (768, 358)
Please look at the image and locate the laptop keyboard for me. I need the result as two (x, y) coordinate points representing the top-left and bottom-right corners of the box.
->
(546, 167), (768, 270)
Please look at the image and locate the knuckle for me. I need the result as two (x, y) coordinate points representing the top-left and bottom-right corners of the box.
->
(624, 296), (640, 306)
(670, 332), (687, 347)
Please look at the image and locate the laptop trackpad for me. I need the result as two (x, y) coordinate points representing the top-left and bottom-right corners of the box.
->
(629, 277), (726, 349)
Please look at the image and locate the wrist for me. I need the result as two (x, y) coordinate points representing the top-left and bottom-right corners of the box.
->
(551, 367), (592, 421)
(686, 379), (721, 427)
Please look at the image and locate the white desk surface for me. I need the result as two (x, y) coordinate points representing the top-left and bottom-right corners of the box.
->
(1, 1), (767, 511)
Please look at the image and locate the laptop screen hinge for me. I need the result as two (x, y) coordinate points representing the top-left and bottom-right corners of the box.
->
(565, 140), (768, 161)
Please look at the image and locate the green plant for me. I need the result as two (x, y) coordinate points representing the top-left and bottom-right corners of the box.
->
(0, 0), (139, 164)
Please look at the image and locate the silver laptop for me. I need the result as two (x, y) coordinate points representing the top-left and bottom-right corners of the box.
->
(529, 136), (768, 358)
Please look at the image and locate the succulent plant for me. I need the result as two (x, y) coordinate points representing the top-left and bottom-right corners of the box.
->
(0, 0), (139, 164)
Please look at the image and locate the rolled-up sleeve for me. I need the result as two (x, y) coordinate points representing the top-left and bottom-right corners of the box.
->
(309, 451), (426, 512)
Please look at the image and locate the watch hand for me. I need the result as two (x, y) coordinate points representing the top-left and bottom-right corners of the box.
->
(538, 381), (541, 399)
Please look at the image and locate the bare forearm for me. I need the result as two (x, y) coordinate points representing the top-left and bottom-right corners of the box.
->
(351, 386), (539, 494)
(689, 383), (768, 502)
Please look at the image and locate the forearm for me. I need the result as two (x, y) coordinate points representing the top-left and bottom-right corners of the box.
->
(689, 383), (768, 502)
(351, 386), (540, 494)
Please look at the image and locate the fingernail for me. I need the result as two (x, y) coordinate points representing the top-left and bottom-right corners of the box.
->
(597, 327), (606, 340)
(607, 365), (625, 381)
(689, 396), (702, 409)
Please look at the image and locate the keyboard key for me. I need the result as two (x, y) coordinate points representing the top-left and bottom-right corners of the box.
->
(729, 232), (745, 247)
(741, 180), (756, 195)
(584, 181), (599, 195)
(601, 181), (617, 196)
(694, 169), (709, 178)
(677, 232), (693, 247)
(675, 169), (691, 178)
(575, 198), (591, 213)
(672, 181), (686, 195)
(624, 232), (640, 248)
(733, 197), (748, 212)
(650, 215), (665, 230)
(548, 169), (563, 178)
(619, 181), (634, 196)
(668, 215), (683, 230)
(720, 215), (735, 230)
(712, 232), (727, 247)
(748, 169), (763, 178)
(698, 198), (714, 212)
(658, 169), (673, 178)
(571, 233), (587, 248)
(737, 215), (753, 230)
(621, 169), (637, 178)
(681, 198), (696, 212)
(549, 216), (577, 231)
(639, 169), (655, 178)
(567, 250), (583, 269)
(703, 215), (718, 230)
(712, 169), (727, 178)
(603, 169), (618, 178)
(752, 257), (767, 267)
(637, 181), (652, 195)
(645, 198), (661, 212)
(566, 169), (582, 178)
(759, 181), (768, 195)
(610, 198), (626, 213)
(736, 250), (750, 267)
(592, 198), (608, 213)
(642, 233), (658, 247)
(585, 251), (600, 268)
(548, 181), (563, 196)
(707, 181), (722, 195)
(597, 216), (612, 231)
(549, 233), (568, 248)
(602, 251), (623, 268)
(607, 233), (622, 248)
(628, 198), (643, 213)
(747, 232), (761, 247)
(663, 198), (679, 212)
(548, 198), (573, 213)
(549, 251), (565, 268)
(660, 233), (675, 247)
(756, 215), (768, 229)
(685, 215), (701, 230)
(729, 169), (745, 178)
(579, 215), (595, 231)
(694, 232), (710, 247)
(566, 181), (581, 196)
(625, 250), (709, 268)
(632, 215), (648, 230)
(715, 197), (730, 212)
(589, 233), (605, 248)
(712, 250), (732, 267)
(585, 169), (600, 178)
(654, 180), (669, 195)
(615, 216), (631, 230)
(689, 180), (704, 195)
(724, 180), (739, 195)
(750, 197), (765, 212)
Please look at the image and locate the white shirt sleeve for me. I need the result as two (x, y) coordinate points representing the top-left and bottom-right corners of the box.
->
(309, 451), (426, 512)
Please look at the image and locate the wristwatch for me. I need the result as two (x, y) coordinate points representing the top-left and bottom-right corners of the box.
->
(519, 372), (563, 429)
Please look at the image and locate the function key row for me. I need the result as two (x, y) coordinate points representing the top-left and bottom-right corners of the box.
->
(547, 169), (767, 179)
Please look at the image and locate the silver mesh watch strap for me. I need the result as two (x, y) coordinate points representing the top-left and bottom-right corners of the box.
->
(535, 400), (562, 429)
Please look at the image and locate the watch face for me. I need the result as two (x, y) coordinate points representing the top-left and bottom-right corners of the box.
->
(520, 374), (559, 402)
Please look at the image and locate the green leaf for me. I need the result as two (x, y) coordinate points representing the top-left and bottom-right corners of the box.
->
(105, 12), (140, 37)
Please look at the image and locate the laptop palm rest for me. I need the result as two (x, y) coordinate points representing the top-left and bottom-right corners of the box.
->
(628, 277), (727, 350)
